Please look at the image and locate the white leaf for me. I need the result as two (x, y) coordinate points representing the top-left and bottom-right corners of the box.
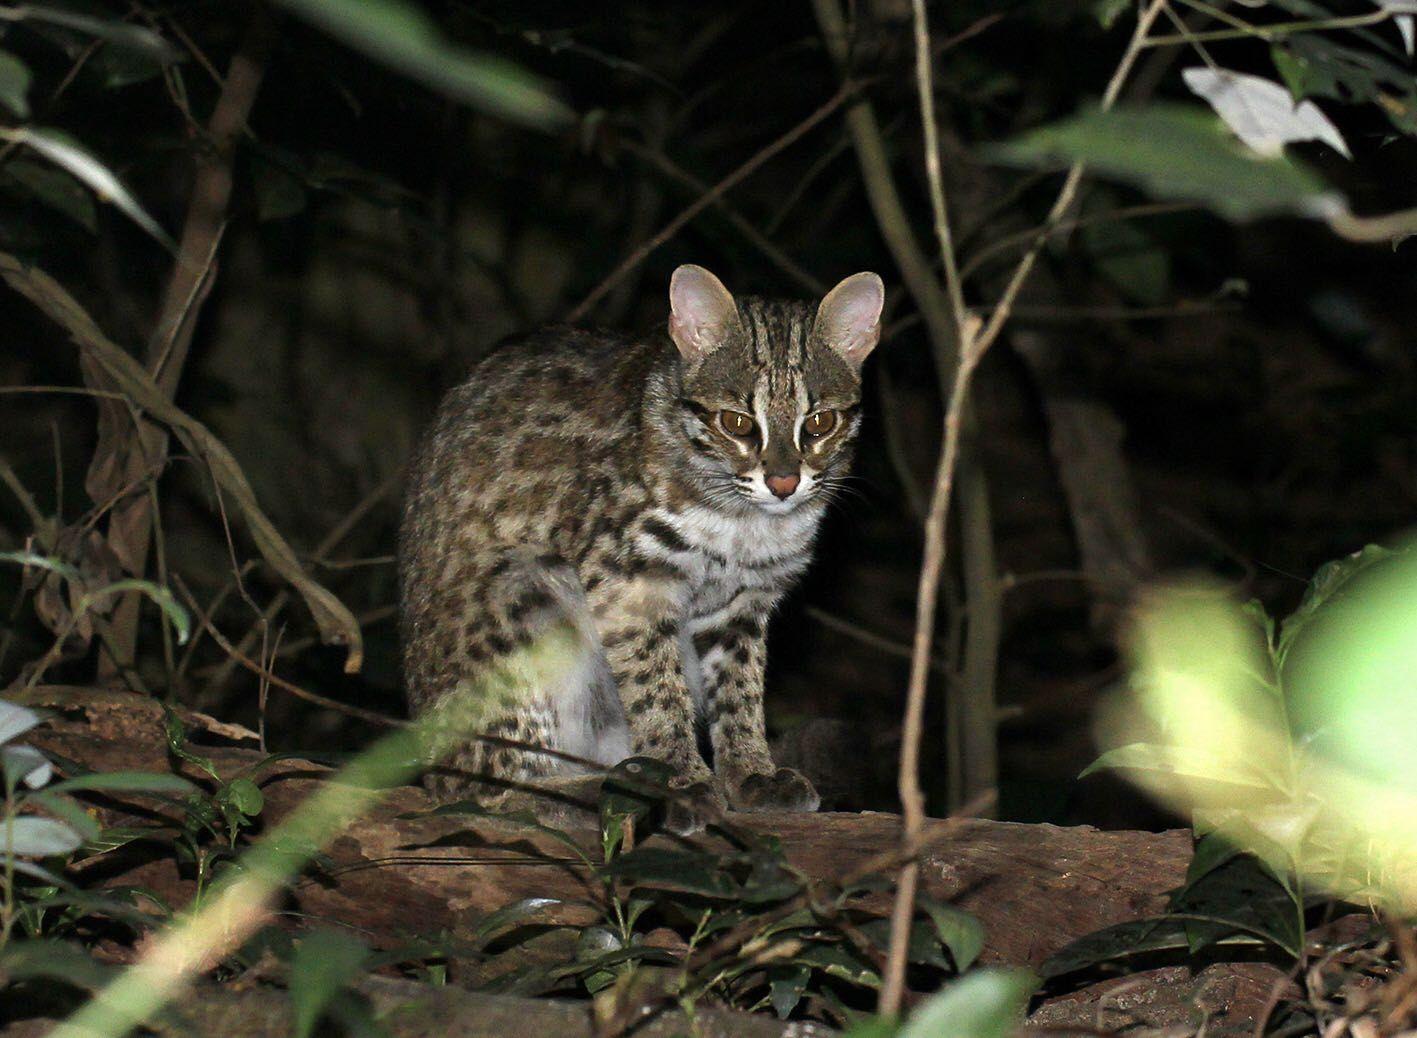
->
(1377, 0), (1417, 55)
(2, 745), (53, 789)
(0, 127), (175, 249)
(4, 816), (83, 857)
(0, 699), (41, 745)
(1183, 67), (1351, 159)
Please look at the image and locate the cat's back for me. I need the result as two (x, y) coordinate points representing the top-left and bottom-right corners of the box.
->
(402, 326), (662, 550)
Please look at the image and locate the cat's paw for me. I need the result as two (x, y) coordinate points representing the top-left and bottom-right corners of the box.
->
(728, 767), (821, 814)
(662, 779), (727, 836)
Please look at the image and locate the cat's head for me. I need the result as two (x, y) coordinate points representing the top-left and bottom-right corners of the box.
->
(667, 264), (884, 515)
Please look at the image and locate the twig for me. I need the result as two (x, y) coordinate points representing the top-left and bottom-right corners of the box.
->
(98, 7), (277, 679)
(196, 469), (402, 704)
(875, 0), (1169, 1017)
(623, 141), (827, 296)
(565, 82), (854, 323)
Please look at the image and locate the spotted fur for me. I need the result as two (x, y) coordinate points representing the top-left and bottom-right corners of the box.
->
(399, 267), (883, 826)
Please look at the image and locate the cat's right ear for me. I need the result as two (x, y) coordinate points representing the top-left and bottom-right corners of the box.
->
(669, 264), (740, 365)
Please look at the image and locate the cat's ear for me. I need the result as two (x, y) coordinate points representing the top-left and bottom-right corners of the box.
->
(815, 272), (885, 370)
(669, 264), (740, 364)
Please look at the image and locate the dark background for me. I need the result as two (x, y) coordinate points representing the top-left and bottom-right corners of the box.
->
(2, 0), (1414, 828)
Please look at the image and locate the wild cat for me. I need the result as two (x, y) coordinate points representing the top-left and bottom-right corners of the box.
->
(399, 265), (884, 831)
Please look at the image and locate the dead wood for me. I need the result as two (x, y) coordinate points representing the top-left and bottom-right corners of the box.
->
(18, 686), (1192, 970)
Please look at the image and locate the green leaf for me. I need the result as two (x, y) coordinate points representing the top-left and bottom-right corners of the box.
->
(1094, 0), (1133, 29)
(26, 791), (100, 842)
(989, 104), (1335, 222)
(598, 847), (736, 897)
(275, 0), (573, 130)
(162, 705), (221, 782)
(44, 771), (197, 796)
(86, 579), (190, 646)
(795, 941), (880, 988)
(1272, 35), (1417, 135)
(289, 928), (370, 1038)
(919, 897), (985, 972)
(220, 778), (265, 817)
(1, 156), (99, 232)
(469, 896), (562, 945)
(0, 550), (80, 584)
(1170, 853), (1303, 958)
(5, 4), (181, 64)
(1042, 917), (1193, 978)
(1278, 543), (1394, 666)
(898, 968), (1037, 1038)
(0, 49), (32, 117)
(1080, 742), (1276, 790)
(0, 938), (114, 990)
(0, 127), (175, 249)
(768, 963), (810, 1019)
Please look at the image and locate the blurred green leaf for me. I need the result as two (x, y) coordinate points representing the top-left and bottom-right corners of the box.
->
(0, 128), (174, 249)
(1282, 541), (1417, 789)
(1081, 742), (1275, 789)
(45, 771), (197, 796)
(0, 550), (80, 583)
(275, 0), (573, 130)
(1094, 0), (1133, 29)
(0, 938), (115, 989)
(289, 928), (370, 1038)
(4, 3), (181, 63)
(897, 968), (1037, 1038)
(27, 791), (100, 841)
(990, 104), (1335, 221)
(0, 48), (32, 117)
(2, 156), (99, 232)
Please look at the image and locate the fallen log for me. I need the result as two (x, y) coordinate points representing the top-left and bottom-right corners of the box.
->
(17, 685), (1193, 971)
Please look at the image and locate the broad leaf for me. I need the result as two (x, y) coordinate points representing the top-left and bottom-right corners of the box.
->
(5, 815), (84, 856)
(990, 105), (1335, 221)
(276, 0), (572, 129)
(1081, 742), (1276, 790)
(0, 938), (114, 989)
(45, 771), (197, 795)
(897, 968), (1038, 1038)
(768, 963), (810, 1019)
(290, 928), (370, 1038)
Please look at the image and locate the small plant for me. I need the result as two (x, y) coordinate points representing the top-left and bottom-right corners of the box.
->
(1051, 541), (1417, 980)
(404, 758), (986, 1027)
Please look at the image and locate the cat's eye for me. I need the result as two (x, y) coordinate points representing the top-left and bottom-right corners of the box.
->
(718, 411), (756, 438)
(803, 410), (838, 438)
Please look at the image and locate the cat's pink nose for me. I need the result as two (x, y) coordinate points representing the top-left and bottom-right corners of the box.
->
(766, 473), (800, 499)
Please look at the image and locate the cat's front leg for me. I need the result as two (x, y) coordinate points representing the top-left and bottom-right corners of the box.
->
(698, 601), (819, 814)
(594, 576), (722, 832)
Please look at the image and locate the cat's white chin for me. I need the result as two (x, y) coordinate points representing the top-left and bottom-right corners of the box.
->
(754, 496), (805, 515)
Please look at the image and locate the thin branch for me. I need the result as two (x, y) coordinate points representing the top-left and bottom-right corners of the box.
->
(913, 0), (967, 333)
(878, 0), (1169, 1016)
(623, 141), (827, 296)
(565, 83), (854, 323)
